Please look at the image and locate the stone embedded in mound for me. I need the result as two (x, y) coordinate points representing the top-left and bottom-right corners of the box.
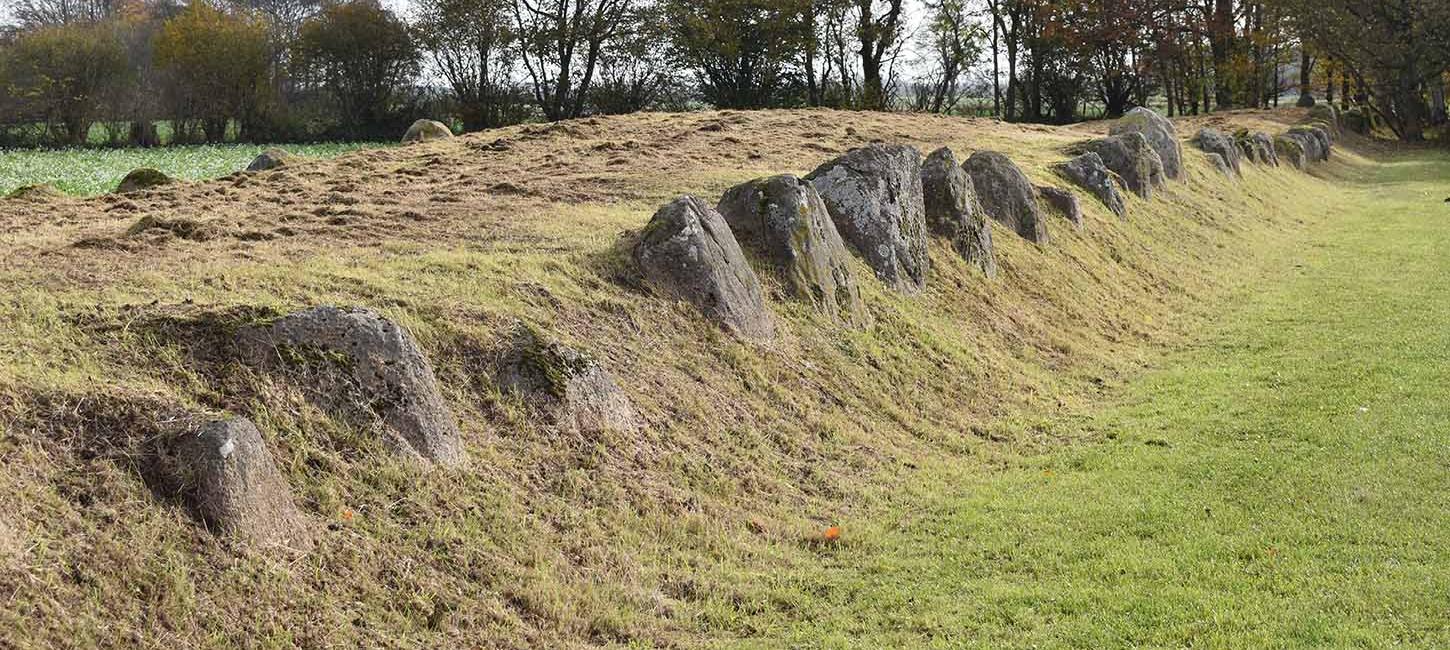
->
(237, 306), (466, 466)
(497, 325), (641, 436)
(1343, 108), (1371, 135)
(1308, 104), (1342, 135)
(716, 175), (870, 326)
(1275, 135), (1308, 170)
(920, 147), (997, 278)
(1283, 130), (1324, 164)
(5, 184), (64, 201)
(1054, 152), (1126, 219)
(1238, 131), (1280, 166)
(247, 148), (296, 172)
(116, 167), (173, 193)
(1036, 186), (1082, 228)
(806, 143), (930, 293)
(1109, 107), (1183, 180)
(1291, 125), (1333, 160)
(1078, 133), (1166, 200)
(635, 196), (776, 340)
(1205, 153), (1233, 178)
(127, 215), (221, 241)
(402, 119), (453, 143)
(965, 150), (1048, 244)
(1193, 128), (1241, 177)
(167, 417), (305, 545)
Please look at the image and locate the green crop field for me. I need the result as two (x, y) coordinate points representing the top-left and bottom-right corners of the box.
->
(0, 142), (386, 197)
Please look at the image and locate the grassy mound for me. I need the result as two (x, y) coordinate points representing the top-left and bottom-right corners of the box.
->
(0, 108), (1367, 647)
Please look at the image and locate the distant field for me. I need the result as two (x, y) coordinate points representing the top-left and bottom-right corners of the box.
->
(0, 142), (387, 197)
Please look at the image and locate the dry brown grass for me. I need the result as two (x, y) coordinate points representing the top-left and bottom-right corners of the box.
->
(0, 107), (1370, 648)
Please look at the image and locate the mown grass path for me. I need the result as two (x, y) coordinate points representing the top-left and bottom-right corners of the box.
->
(740, 151), (1450, 649)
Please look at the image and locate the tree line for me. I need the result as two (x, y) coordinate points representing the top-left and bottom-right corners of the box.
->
(1, 0), (1446, 147)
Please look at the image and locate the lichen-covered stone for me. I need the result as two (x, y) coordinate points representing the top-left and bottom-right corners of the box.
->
(1193, 128), (1241, 177)
(1036, 186), (1082, 229)
(635, 196), (776, 339)
(1283, 130), (1323, 163)
(806, 144), (930, 293)
(1078, 133), (1166, 200)
(920, 147), (996, 277)
(1290, 125), (1332, 160)
(116, 168), (174, 193)
(1236, 131), (1279, 167)
(1275, 135), (1308, 170)
(1109, 107), (1182, 180)
(498, 324), (641, 436)
(1205, 153), (1233, 177)
(5, 184), (64, 201)
(247, 148), (296, 172)
(716, 175), (870, 326)
(166, 417), (305, 545)
(1054, 152), (1126, 218)
(402, 119), (453, 143)
(238, 306), (466, 466)
(1308, 104), (1342, 135)
(965, 150), (1048, 244)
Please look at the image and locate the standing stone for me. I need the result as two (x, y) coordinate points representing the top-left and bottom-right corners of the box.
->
(497, 325), (642, 436)
(635, 196), (776, 340)
(1054, 152), (1126, 218)
(116, 168), (174, 193)
(716, 175), (869, 326)
(1308, 104), (1342, 135)
(1284, 130), (1323, 163)
(247, 148), (296, 172)
(1275, 135), (1308, 170)
(1291, 125), (1333, 160)
(1078, 133), (1166, 200)
(1036, 186), (1083, 229)
(806, 144), (930, 293)
(238, 306), (466, 466)
(1205, 153), (1233, 177)
(920, 147), (997, 278)
(1193, 128), (1241, 176)
(965, 150), (1048, 244)
(1110, 107), (1183, 180)
(402, 119), (453, 143)
(1251, 132), (1280, 166)
(168, 417), (305, 545)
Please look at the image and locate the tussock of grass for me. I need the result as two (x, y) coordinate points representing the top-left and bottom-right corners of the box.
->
(0, 108), (1396, 647)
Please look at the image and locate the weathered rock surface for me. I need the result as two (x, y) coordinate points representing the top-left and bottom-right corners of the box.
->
(1236, 131), (1279, 166)
(1054, 152), (1126, 218)
(1078, 133), (1166, 200)
(238, 306), (466, 466)
(1110, 107), (1183, 180)
(402, 119), (453, 143)
(965, 150), (1048, 244)
(1193, 128), (1241, 176)
(6, 184), (64, 201)
(497, 325), (642, 436)
(1308, 104), (1341, 135)
(247, 148), (296, 172)
(1206, 153), (1233, 177)
(1284, 130), (1324, 163)
(1275, 135), (1308, 170)
(920, 147), (997, 277)
(117, 168), (174, 193)
(806, 144), (930, 293)
(1036, 186), (1082, 228)
(716, 175), (870, 325)
(1291, 125), (1332, 160)
(167, 417), (305, 545)
(635, 196), (776, 339)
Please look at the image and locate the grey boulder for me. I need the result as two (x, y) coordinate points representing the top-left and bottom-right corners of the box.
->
(635, 196), (776, 340)
(247, 148), (296, 172)
(238, 306), (466, 466)
(1275, 135), (1308, 170)
(167, 417), (305, 545)
(1053, 152), (1126, 218)
(1078, 133), (1166, 200)
(1193, 128), (1241, 176)
(965, 150), (1048, 244)
(402, 119), (453, 143)
(1036, 186), (1083, 229)
(1110, 107), (1183, 180)
(498, 325), (642, 436)
(806, 144), (930, 293)
(716, 175), (870, 326)
(920, 147), (997, 277)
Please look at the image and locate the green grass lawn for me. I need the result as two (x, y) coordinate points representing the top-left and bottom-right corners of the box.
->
(712, 151), (1450, 648)
(0, 142), (386, 197)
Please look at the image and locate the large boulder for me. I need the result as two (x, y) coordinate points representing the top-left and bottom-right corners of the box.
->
(1291, 125), (1333, 160)
(1053, 152), (1126, 218)
(1275, 135), (1308, 170)
(116, 168), (173, 193)
(716, 175), (870, 326)
(1205, 153), (1233, 178)
(6, 184), (64, 201)
(1235, 131), (1279, 167)
(247, 148), (296, 172)
(920, 147), (997, 278)
(1283, 130), (1324, 163)
(238, 306), (466, 466)
(1109, 107), (1182, 180)
(165, 417), (305, 545)
(1036, 186), (1082, 229)
(635, 196), (776, 339)
(497, 325), (641, 436)
(402, 119), (453, 143)
(1078, 133), (1166, 200)
(1193, 128), (1241, 177)
(965, 150), (1048, 244)
(806, 144), (930, 293)
(1308, 104), (1341, 135)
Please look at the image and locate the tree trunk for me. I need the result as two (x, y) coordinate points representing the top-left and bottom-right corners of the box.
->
(1297, 49), (1315, 107)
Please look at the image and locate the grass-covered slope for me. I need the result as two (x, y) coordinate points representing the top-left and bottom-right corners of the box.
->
(0, 108), (1396, 648)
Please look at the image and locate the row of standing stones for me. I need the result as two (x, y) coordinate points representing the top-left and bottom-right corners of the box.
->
(147, 109), (1338, 547)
